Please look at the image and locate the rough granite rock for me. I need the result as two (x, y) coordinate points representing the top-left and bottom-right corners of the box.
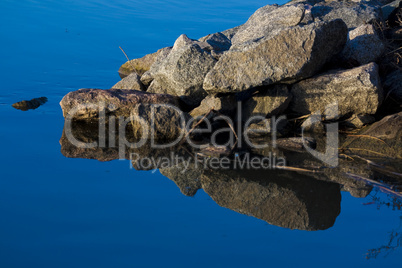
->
(112, 73), (145, 91)
(290, 63), (383, 119)
(203, 19), (348, 94)
(221, 25), (242, 40)
(197, 32), (231, 52)
(311, 1), (382, 29)
(131, 103), (191, 141)
(118, 47), (170, 78)
(190, 94), (237, 118)
(201, 169), (341, 230)
(141, 34), (217, 106)
(140, 47), (172, 86)
(242, 85), (291, 122)
(60, 88), (180, 120)
(231, 4), (304, 46)
(340, 24), (385, 65)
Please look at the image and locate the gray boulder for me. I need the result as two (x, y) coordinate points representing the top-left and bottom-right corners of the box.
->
(203, 19), (348, 94)
(290, 63), (383, 119)
(141, 34), (217, 106)
(131, 103), (191, 141)
(221, 25), (242, 40)
(340, 24), (385, 65)
(112, 73), (145, 91)
(118, 47), (171, 79)
(140, 47), (172, 86)
(242, 85), (291, 122)
(311, 1), (382, 29)
(60, 88), (180, 120)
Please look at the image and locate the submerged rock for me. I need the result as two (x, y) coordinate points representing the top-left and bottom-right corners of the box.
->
(12, 97), (47, 111)
(190, 94), (237, 118)
(203, 19), (348, 94)
(60, 88), (180, 120)
(112, 73), (145, 91)
(290, 63), (383, 119)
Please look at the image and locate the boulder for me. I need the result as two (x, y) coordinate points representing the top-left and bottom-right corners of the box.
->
(60, 88), (180, 120)
(382, 0), (402, 21)
(141, 34), (217, 106)
(340, 24), (385, 65)
(231, 4), (304, 46)
(242, 85), (291, 122)
(342, 112), (402, 158)
(118, 47), (170, 78)
(311, 1), (382, 29)
(245, 118), (290, 138)
(140, 47), (172, 86)
(190, 94), (237, 118)
(342, 114), (375, 129)
(290, 63), (383, 119)
(203, 19), (348, 94)
(301, 114), (325, 133)
(221, 25), (242, 40)
(131, 103), (191, 141)
(112, 73), (145, 91)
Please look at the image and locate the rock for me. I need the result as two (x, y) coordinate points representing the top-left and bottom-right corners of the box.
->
(201, 169), (341, 230)
(203, 19), (348, 94)
(131, 103), (191, 141)
(118, 47), (170, 78)
(242, 85), (291, 122)
(245, 118), (289, 138)
(142, 35), (217, 106)
(276, 137), (317, 152)
(231, 4), (304, 46)
(340, 24), (385, 65)
(112, 73), (145, 91)
(382, 0), (402, 21)
(12, 97), (47, 111)
(384, 69), (402, 104)
(311, 1), (382, 29)
(140, 47), (172, 86)
(290, 63), (383, 119)
(60, 88), (180, 120)
(189, 94), (237, 118)
(198, 32), (231, 53)
(221, 25), (242, 40)
(301, 114), (325, 133)
(342, 114), (376, 129)
(342, 111), (402, 158)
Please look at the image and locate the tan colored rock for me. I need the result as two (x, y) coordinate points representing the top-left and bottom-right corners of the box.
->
(112, 73), (145, 91)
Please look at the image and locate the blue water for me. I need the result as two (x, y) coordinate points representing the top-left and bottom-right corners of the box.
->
(0, 0), (401, 267)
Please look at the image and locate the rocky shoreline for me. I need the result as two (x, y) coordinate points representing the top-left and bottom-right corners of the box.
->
(60, 0), (401, 166)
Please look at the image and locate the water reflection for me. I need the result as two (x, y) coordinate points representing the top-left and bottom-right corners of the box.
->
(59, 119), (402, 231)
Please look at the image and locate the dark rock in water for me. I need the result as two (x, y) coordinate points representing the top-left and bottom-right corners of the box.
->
(12, 97), (47, 111)
(340, 24), (385, 66)
(112, 73), (145, 91)
(59, 88), (180, 120)
(242, 85), (291, 122)
(203, 19), (348, 94)
(145, 34), (218, 107)
(118, 47), (171, 78)
(201, 169), (341, 230)
(342, 114), (376, 129)
(290, 63), (382, 119)
(311, 1), (382, 29)
(276, 137), (317, 152)
(189, 94), (237, 118)
(342, 111), (402, 159)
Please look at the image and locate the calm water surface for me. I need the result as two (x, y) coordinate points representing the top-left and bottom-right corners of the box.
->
(0, 0), (401, 267)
